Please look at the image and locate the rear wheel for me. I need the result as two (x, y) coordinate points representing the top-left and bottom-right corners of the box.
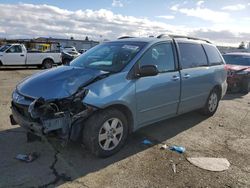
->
(42, 59), (53, 69)
(62, 58), (71, 65)
(82, 108), (128, 158)
(201, 88), (220, 116)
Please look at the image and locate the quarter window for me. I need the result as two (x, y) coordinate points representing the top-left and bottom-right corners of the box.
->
(203, 44), (223, 65)
(179, 43), (208, 69)
(139, 43), (175, 72)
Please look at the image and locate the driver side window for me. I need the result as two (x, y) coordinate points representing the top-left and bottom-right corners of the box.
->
(139, 43), (175, 72)
(7, 45), (22, 53)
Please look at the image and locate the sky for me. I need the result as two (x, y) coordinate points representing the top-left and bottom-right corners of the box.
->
(0, 0), (250, 46)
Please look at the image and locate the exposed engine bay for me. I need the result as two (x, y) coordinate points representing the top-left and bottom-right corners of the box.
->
(11, 88), (95, 142)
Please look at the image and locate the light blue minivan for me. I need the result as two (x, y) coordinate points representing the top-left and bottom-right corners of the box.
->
(10, 35), (227, 157)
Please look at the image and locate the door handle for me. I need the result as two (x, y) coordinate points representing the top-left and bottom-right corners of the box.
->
(172, 75), (180, 81)
(20, 54), (24, 56)
(183, 74), (190, 79)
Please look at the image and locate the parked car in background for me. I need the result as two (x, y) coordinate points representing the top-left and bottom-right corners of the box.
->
(10, 35), (227, 157)
(78, 49), (88, 54)
(61, 46), (80, 64)
(223, 53), (250, 93)
(0, 44), (61, 69)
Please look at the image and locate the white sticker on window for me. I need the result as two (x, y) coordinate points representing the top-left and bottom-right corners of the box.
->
(122, 45), (139, 51)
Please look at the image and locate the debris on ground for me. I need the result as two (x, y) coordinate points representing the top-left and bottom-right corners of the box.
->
(15, 152), (40, 163)
(172, 163), (176, 173)
(170, 160), (177, 173)
(187, 157), (230, 171)
(219, 123), (224, 127)
(169, 146), (186, 154)
(160, 144), (168, 150)
(142, 139), (153, 145)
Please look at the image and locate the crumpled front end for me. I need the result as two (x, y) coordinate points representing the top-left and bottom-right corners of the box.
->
(226, 66), (250, 92)
(10, 88), (95, 141)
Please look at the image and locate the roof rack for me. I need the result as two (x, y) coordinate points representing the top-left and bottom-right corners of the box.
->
(157, 34), (211, 44)
(117, 36), (135, 40)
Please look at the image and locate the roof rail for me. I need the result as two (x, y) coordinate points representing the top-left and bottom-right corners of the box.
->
(157, 34), (211, 44)
(117, 36), (135, 39)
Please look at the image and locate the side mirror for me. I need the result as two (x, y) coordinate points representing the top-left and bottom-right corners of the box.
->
(138, 65), (158, 77)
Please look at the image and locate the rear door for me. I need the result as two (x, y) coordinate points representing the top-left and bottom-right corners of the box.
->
(135, 42), (181, 127)
(177, 42), (212, 114)
(3, 45), (26, 65)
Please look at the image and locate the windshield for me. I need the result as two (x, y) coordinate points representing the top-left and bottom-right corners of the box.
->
(0, 44), (11, 52)
(70, 42), (145, 72)
(223, 55), (250, 66)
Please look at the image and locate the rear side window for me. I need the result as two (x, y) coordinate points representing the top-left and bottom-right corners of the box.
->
(203, 44), (223, 65)
(178, 43), (208, 69)
(7, 45), (22, 53)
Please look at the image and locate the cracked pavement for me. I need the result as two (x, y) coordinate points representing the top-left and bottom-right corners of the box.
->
(0, 68), (249, 188)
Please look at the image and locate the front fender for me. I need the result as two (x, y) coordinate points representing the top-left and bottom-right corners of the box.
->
(83, 72), (137, 129)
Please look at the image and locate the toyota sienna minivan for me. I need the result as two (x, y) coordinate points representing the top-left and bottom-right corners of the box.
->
(10, 35), (227, 157)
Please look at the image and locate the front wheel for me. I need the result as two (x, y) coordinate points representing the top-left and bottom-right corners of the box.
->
(201, 89), (220, 116)
(82, 108), (128, 158)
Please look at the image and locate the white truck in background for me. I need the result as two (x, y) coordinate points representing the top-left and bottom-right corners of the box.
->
(0, 44), (62, 69)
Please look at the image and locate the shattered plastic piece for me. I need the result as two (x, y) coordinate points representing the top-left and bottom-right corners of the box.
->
(187, 157), (230, 171)
(142, 139), (153, 145)
(160, 144), (168, 150)
(171, 163), (176, 173)
(169, 146), (185, 153)
(219, 123), (224, 127)
(15, 152), (39, 163)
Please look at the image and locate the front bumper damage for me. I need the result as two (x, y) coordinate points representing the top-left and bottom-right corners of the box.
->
(10, 89), (96, 142)
(227, 69), (250, 92)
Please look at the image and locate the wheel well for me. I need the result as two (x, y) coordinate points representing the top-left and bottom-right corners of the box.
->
(42, 58), (54, 64)
(105, 104), (134, 134)
(213, 85), (222, 99)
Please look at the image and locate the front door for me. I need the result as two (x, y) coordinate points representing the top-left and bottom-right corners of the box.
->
(135, 42), (181, 127)
(3, 45), (26, 65)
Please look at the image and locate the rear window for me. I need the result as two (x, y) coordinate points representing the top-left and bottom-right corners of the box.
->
(203, 44), (223, 65)
(223, 55), (250, 66)
(178, 43), (208, 69)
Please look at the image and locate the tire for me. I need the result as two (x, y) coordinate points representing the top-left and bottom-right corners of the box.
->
(82, 108), (128, 158)
(62, 58), (71, 65)
(42, 59), (53, 69)
(201, 88), (220, 116)
(241, 77), (249, 94)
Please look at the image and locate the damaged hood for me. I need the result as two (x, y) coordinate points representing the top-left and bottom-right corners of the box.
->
(225, 64), (250, 72)
(17, 66), (108, 100)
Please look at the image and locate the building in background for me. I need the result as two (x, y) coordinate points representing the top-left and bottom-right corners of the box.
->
(0, 37), (99, 52)
(35, 37), (99, 51)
